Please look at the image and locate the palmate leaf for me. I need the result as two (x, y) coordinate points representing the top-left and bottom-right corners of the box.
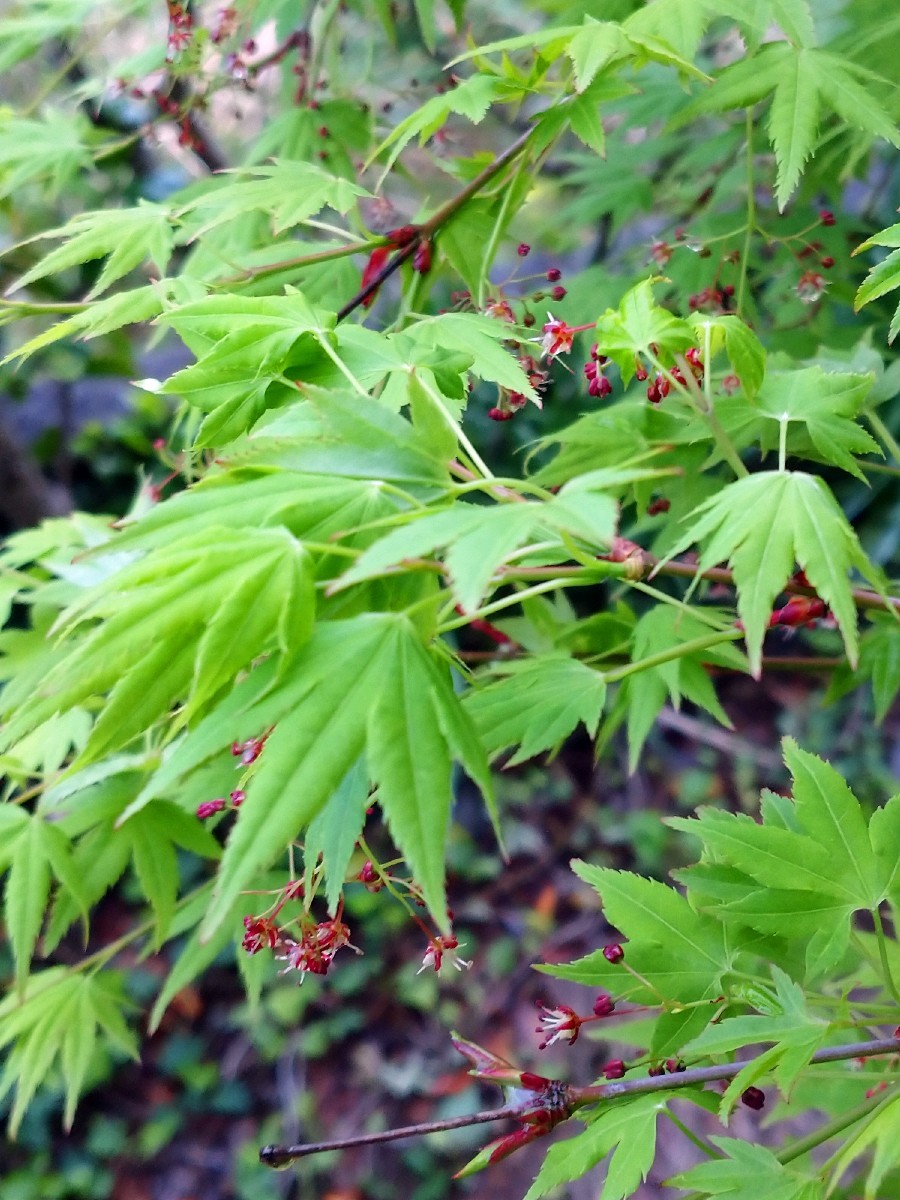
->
(133, 615), (492, 941)
(546, 862), (735, 1049)
(669, 1137), (824, 1200)
(524, 1095), (667, 1200)
(594, 278), (696, 381)
(621, 607), (747, 770)
(229, 387), (451, 490)
(372, 74), (510, 174)
(2, 281), (185, 365)
(869, 793), (900, 906)
(2, 526), (315, 762)
(463, 655), (607, 764)
(662, 470), (886, 675)
(110, 468), (412, 561)
(687, 314), (766, 400)
(176, 160), (370, 238)
(304, 757), (369, 915)
(755, 368), (879, 480)
(0, 969), (137, 1135)
(2, 812), (91, 992)
(336, 483), (616, 613)
(0, 109), (92, 200)
(681, 43), (899, 208)
(8, 202), (176, 299)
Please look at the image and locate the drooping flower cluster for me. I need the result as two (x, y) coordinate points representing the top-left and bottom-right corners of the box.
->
(278, 917), (359, 980)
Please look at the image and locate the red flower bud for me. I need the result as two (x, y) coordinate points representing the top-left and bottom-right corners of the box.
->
(546, 268), (562, 282)
(741, 1086), (765, 1110)
(602, 943), (624, 964)
(593, 993), (615, 1017)
(386, 224), (419, 247)
(197, 799), (226, 819)
(603, 1059), (626, 1079)
(413, 239), (432, 274)
(517, 243), (531, 256)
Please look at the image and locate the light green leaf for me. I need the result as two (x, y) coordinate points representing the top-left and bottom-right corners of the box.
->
(368, 627), (456, 924)
(304, 757), (370, 915)
(668, 808), (860, 903)
(524, 1095), (664, 1200)
(670, 1136), (823, 1199)
(6, 527), (316, 763)
(9, 202), (175, 299)
(463, 656), (606, 764)
(372, 75), (508, 174)
(4, 816), (52, 990)
(831, 1094), (900, 1200)
(177, 160), (369, 237)
(869, 793), (900, 904)
(768, 48), (820, 209)
(594, 278), (695, 380)
(0, 109), (92, 199)
(688, 314), (766, 400)
(566, 20), (631, 92)
(572, 862), (726, 975)
(756, 368), (878, 480)
(662, 471), (882, 674)
(783, 739), (879, 908)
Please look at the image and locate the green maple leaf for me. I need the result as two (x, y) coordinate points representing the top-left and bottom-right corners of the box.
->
(8, 202), (176, 298)
(177, 160), (369, 237)
(0, 109), (92, 199)
(662, 470), (886, 675)
(2, 527), (316, 761)
(755, 368), (879, 480)
(621, 606), (746, 770)
(524, 1095), (666, 1200)
(670, 1137), (824, 1200)
(131, 616), (492, 941)
(594, 279), (696, 381)
(463, 655), (607, 763)
(0, 969), (137, 1135)
(682, 43), (899, 208)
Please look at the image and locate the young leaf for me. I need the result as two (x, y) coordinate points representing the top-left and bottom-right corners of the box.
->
(8, 202), (175, 298)
(524, 1095), (665, 1200)
(177, 160), (370, 237)
(755, 368), (879, 480)
(831, 1093), (900, 1200)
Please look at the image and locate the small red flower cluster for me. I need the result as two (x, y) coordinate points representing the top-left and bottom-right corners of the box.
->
(278, 918), (358, 980)
(584, 345), (613, 398)
(231, 729), (273, 765)
(197, 789), (245, 820)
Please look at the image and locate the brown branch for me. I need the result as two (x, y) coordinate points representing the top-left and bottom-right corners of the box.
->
(260, 1036), (900, 1169)
(335, 127), (536, 322)
(259, 1104), (517, 1166)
